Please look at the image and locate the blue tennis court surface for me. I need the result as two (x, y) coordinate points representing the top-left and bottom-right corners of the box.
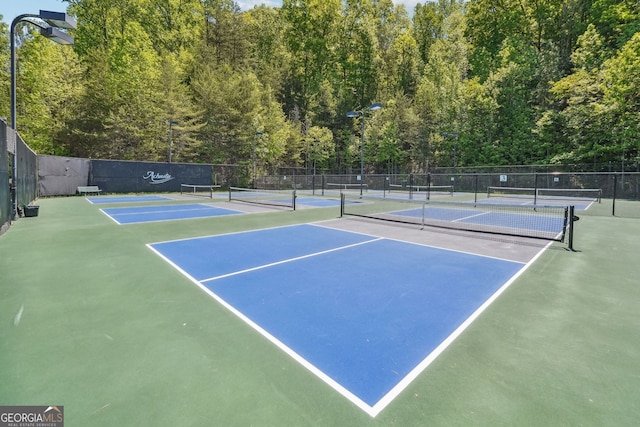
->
(296, 197), (342, 207)
(102, 203), (242, 224)
(148, 224), (526, 416)
(87, 195), (171, 204)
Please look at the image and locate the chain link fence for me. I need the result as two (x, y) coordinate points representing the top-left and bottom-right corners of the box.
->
(255, 171), (640, 218)
(0, 120), (11, 234)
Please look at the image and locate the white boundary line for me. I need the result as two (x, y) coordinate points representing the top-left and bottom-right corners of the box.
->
(369, 241), (551, 416)
(312, 221), (526, 265)
(146, 223), (551, 417)
(100, 204), (242, 225)
(146, 240), (379, 415)
(86, 195), (172, 204)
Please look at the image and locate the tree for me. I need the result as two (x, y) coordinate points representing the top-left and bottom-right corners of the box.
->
(65, 0), (168, 160)
(465, 0), (528, 80)
(414, 8), (467, 168)
(412, 2), (444, 66)
(191, 63), (264, 164)
(590, 0), (640, 50)
(458, 77), (499, 165)
(481, 39), (543, 165)
(17, 34), (83, 155)
(303, 126), (334, 174)
(540, 28), (640, 167)
(282, 0), (342, 118)
(159, 54), (206, 163)
(7, 0), (637, 173)
(201, 0), (251, 69)
(138, 0), (204, 53)
(244, 6), (290, 97)
(0, 20), (10, 120)
(371, 0), (413, 97)
(256, 88), (298, 173)
(602, 32), (640, 164)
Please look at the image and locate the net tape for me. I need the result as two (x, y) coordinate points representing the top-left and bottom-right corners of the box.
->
(229, 187), (296, 210)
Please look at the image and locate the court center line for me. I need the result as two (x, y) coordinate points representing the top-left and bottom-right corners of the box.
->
(452, 210), (491, 222)
(200, 237), (383, 283)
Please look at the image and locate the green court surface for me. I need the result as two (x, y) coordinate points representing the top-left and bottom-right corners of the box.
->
(1, 196), (639, 426)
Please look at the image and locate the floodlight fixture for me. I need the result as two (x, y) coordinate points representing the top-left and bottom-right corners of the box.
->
(39, 10), (78, 30)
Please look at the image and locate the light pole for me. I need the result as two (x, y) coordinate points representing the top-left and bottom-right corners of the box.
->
(347, 102), (382, 196)
(11, 11), (76, 130)
(168, 120), (179, 162)
(10, 10), (77, 219)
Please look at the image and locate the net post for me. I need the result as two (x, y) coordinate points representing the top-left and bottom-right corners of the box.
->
(612, 174), (617, 216)
(292, 189), (296, 211)
(228, 186), (232, 202)
(474, 174), (478, 204)
(409, 173), (414, 200)
(322, 174), (326, 196)
(384, 175), (388, 198)
(568, 205), (575, 251)
(340, 193), (345, 217)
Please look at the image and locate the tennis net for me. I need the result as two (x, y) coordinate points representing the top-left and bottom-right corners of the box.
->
(229, 187), (296, 210)
(388, 184), (454, 199)
(180, 184), (220, 198)
(325, 182), (367, 192)
(487, 186), (601, 203)
(341, 193), (575, 244)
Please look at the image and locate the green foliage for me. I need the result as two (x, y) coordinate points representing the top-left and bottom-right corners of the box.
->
(0, 20), (10, 120)
(191, 63), (264, 164)
(303, 126), (335, 173)
(15, 33), (83, 155)
(3, 0), (639, 172)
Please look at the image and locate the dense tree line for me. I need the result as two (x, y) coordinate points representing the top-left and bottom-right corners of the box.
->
(1, 0), (639, 175)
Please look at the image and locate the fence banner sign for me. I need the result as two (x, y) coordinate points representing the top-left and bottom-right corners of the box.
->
(143, 171), (174, 185)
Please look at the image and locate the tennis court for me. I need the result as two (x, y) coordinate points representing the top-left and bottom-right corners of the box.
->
(101, 203), (243, 224)
(148, 223), (530, 416)
(2, 195), (639, 426)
